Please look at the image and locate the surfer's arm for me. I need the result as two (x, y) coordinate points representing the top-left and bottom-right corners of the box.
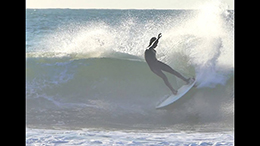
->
(150, 33), (162, 49)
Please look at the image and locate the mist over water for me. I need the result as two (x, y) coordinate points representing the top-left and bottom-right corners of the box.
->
(26, 1), (234, 131)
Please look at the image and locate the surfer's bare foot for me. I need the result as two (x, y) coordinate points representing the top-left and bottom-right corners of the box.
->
(172, 90), (178, 95)
(185, 77), (195, 84)
(185, 78), (191, 84)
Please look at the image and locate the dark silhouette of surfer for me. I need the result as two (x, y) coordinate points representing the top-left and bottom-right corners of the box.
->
(145, 33), (191, 95)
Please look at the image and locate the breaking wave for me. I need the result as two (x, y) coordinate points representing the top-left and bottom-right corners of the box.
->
(26, 2), (234, 130)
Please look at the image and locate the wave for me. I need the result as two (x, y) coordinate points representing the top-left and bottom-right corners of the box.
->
(26, 2), (234, 130)
(26, 54), (233, 130)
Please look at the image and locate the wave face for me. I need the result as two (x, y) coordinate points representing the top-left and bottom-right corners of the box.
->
(26, 2), (234, 130)
(26, 56), (233, 129)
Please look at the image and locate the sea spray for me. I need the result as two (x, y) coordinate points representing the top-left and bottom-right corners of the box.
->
(26, 4), (233, 129)
(32, 6), (233, 88)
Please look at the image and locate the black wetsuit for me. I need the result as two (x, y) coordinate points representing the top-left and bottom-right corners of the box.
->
(144, 36), (189, 95)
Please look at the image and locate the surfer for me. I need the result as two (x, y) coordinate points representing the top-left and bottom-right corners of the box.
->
(145, 33), (191, 95)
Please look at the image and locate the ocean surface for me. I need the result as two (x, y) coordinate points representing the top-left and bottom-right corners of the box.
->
(26, 3), (234, 145)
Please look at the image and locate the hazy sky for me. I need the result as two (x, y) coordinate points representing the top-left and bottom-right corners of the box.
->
(26, 0), (234, 10)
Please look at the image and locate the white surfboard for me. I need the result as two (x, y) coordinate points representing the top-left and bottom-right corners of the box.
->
(156, 78), (196, 109)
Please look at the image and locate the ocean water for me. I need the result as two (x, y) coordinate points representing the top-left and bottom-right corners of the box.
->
(26, 2), (234, 145)
(26, 128), (233, 146)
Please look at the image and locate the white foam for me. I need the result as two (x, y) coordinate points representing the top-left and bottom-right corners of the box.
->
(26, 128), (234, 146)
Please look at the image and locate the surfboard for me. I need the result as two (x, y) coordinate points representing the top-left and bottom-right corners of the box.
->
(156, 78), (196, 109)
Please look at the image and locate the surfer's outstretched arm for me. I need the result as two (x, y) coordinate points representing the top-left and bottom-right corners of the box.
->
(150, 33), (162, 49)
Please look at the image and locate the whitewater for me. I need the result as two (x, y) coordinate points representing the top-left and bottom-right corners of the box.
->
(26, 1), (234, 145)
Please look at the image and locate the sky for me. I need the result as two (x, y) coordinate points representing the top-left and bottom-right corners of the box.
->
(26, 0), (234, 10)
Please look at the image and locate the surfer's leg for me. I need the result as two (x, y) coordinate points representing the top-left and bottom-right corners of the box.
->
(151, 68), (177, 95)
(158, 61), (189, 84)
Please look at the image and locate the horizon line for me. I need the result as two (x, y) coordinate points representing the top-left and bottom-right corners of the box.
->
(26, 7), (234, 10)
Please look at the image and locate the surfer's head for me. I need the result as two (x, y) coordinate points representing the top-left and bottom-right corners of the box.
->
(148, 37), (156, 47)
